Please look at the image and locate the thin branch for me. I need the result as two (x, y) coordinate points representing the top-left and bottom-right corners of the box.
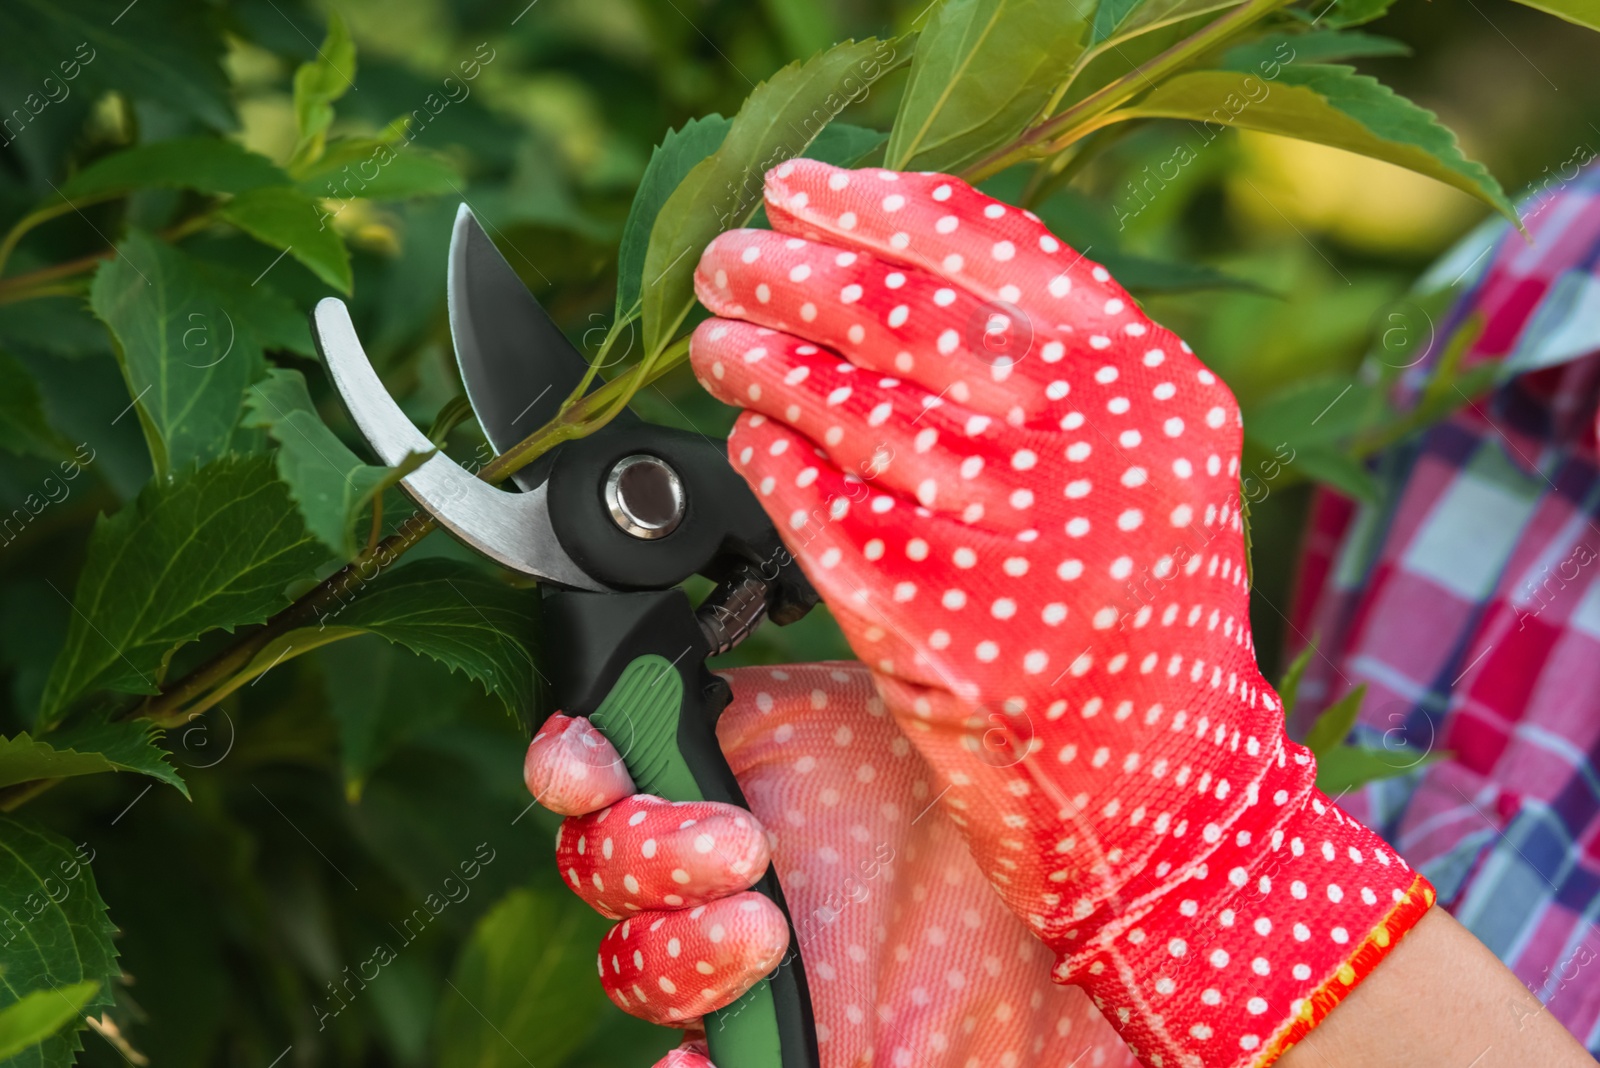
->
(959, 0), (1290, 183)
(134, 332), (697, 726)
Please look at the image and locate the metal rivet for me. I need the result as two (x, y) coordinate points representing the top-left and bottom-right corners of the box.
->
(604, 454), (684, 539)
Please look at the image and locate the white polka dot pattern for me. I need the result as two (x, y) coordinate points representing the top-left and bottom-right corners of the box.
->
(682, 160), (1434, 1068)
(528, 665), (1138, 1068)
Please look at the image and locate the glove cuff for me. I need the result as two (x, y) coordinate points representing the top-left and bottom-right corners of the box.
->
(1054, 765), (1434, 1068)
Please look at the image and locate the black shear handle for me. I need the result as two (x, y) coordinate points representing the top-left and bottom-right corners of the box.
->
(543, 589), (819, 1068)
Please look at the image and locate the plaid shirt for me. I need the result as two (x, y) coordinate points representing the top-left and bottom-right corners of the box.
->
(1289, 163), (1600, 1047)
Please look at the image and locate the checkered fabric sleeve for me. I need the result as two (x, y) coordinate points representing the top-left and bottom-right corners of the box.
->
(1288, 161), (1600, 1053)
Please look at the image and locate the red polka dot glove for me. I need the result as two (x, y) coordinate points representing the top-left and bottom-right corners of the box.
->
(683, 159), (1435, 1068)
(526, 664), (1137, 1068)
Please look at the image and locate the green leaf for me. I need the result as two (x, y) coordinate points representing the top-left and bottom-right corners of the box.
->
(0, 982), (99, 1062)
(616, 115), (732, 321)
(219, 186), (354, 294)
(320, 635), (467, 801)
(1276, 643), (1315, 720)
(1316, 744), (1443, 794)
(1094, 251), (1270, 295)
(438, 888), (611, 1068)
(290, 12), (357, 169)
(0, 0), (233, 131)
(89, 232), (311, 478)
(1508, 0), (1600, 31)
(1092, 0), (1144, 44)
(1221, 30), (1410, 72)
(805, 121), (889, 167)
(243, 368), (431, 560)
(317, 560), (541, 723)
(1293, 445), (1380, 502)
(0, 353), (69, 461)
(0, 721), (186, 797)
(1313, 0), (1400, 28)
(295, 138), (463, 202)
(37, 453), (326, 727)
(885, 0), (1087, 173)
(642, 37), (906, 358)
(1094, 0), (1243, 47)
(1117, 65), (1519, 225)
(1305, 683), (1365, 755)
(61, 138), (288, 200)
(1244, 374), (1381, 450)
(0, 817), (118, 1067)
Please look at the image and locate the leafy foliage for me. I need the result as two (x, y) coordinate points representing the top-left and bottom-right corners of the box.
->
(0, 722), (185, 796)
(244, 368), (430, 559)
(0, 818), (117, 1068)
(641, 37), (904, 356)
(0, 0), (1590, 1063)
(437, 889), (613, 1068)
(1117, 64), (1519, 223)
(37, 454), (325, 726)
(884, 0), (1086, 173)
(90, 232), (309, 478)
(0, 983), (100, 1063)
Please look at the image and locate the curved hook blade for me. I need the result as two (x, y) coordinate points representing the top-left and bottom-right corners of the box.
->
(312, 298), (609, 592)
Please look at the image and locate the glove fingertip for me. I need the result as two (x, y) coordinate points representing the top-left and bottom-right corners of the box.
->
(654, 1038), (713, 1068)
(525, 714), (636, 816)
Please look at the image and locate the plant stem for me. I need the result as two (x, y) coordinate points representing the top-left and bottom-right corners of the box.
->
(136, 332), (697, 726)
(0, 210), (220, 304)
(959, 0), (1289, 183)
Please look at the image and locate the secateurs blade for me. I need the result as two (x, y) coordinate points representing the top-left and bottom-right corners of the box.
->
(311, 204), (820, 1068)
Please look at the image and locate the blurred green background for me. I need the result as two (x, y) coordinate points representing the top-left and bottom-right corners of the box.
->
(0, 0), (1596, 1064)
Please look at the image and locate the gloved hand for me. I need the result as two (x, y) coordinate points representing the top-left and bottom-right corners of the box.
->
(679, 159), (1434, 1068)
(525, 662), (1137, 1068)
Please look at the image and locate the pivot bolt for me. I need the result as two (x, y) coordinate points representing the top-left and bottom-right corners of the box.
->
(604, 454), (685, 539)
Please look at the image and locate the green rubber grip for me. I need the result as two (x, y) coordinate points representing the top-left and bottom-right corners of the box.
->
(587, 654), (806, 1068)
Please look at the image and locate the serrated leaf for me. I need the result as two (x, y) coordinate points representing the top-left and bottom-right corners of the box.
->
(37, 453), (326, 727)
(885, 0), (1087, 172)
(1276, 643), (1315, 720)
(1313, 0), (1400, 28)
(438, 888), (610, 1068)
(617, 115), (732, 321)
(61, 138), (288, 200)
(0, 721), (186, 797)
(642, 38), (906, 357)
(0, 0), (232, 132)
(1117, 65), (1519, 225)
(219, 186), (354, 294)
(0, 982), (99, 1063)
(295, 138), (463, 201)
(89, 232), (311, 478)
(290, 12), (357, 169)
(243, 368), (430, 560)
(319, 560), (541, 722)
(1221, 30), (1410, 72)
(0, 353), (69, 461)
(1509, 0), (1600, 30)
(0, 818), (117, 1068)
(1305, 683), (1365, 755)
(1316, 744), (1443, 794)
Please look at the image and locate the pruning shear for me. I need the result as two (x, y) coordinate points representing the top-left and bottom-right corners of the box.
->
(310, 206), (820, 1068)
